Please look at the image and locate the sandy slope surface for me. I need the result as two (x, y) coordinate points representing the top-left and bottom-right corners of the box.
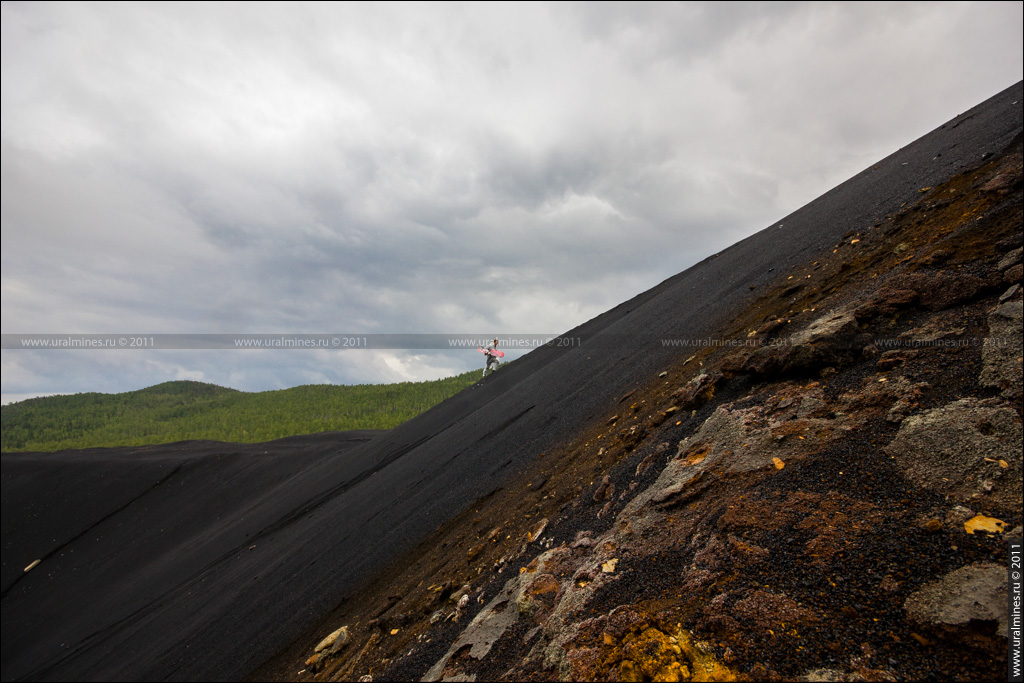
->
(1, 81), (1020, 682)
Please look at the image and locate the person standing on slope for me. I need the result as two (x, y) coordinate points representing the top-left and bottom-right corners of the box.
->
(483, 338), (501, 377)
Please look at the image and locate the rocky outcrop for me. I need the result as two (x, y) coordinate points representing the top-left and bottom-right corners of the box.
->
(885, 398), (1022, 508)
(739, 308), (867, 377)
(904, 563), (1009, 636)
(981, 300), (1023, 399)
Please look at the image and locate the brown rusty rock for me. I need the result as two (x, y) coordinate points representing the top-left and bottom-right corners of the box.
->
(742, 309), (865, 376)
(671, 372), (721, 411)
(855, 287), (919, 320)
(516, 572), (561, 616)
(593, 475), (615, 502)
(604, 605), (647, 639)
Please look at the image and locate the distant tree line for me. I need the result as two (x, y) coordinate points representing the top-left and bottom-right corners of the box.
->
(1, 371), (480, 452)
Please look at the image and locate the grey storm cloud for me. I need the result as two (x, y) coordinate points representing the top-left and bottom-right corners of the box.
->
(2, 1), (1022, 402)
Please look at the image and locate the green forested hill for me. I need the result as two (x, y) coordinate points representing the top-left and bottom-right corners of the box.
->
(1, 372), (480, 452)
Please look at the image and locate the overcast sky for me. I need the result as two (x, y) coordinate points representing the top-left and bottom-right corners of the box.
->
(2, 1), (1022, 404)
